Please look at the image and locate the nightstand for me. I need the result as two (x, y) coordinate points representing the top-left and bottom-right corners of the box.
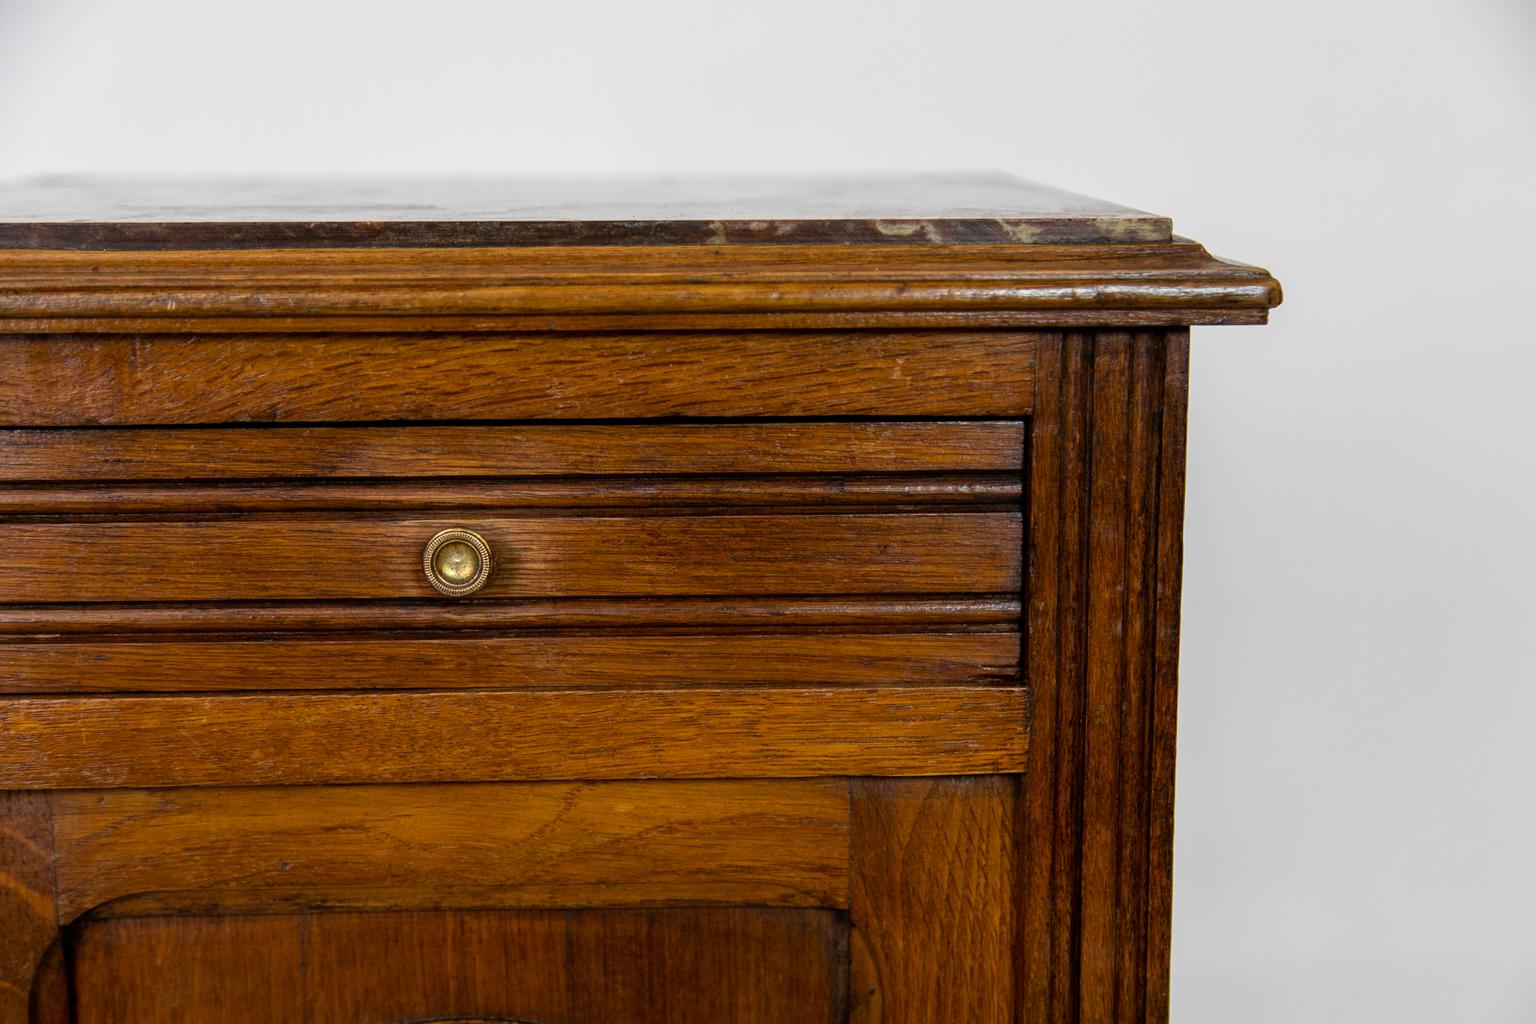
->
(0, 174), (1279, 1024)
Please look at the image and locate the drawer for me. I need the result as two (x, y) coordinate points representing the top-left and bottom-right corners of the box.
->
(0, 420), (1024, 697)
(0, 417), (1029, 788)
(0, 420), (1024, 605)
(0, 511), (1020, 603)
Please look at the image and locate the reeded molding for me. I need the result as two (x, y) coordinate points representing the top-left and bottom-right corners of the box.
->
(0, 241), (1280, 331)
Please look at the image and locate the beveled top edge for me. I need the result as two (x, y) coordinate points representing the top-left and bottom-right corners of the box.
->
(0, 173), (1173, 249)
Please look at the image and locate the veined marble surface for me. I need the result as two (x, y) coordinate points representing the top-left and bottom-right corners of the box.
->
(0, 173), (1171, 248)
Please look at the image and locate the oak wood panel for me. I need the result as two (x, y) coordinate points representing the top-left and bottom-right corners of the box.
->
(0, 473), (1021, 515)
(0, 631), (1019, 693)
(0, 242), (1281, 334)
(1021, 331), (1190, 1024)
(848, 776), (1017, 1024)
(0, 791), (56, 1024)
(72, 916), (301, 1023)
(0, 331), (1033, 424)
(0, 512), (1021, 603)
(0, 686), (1029, 788)
(0, 421), (1025, 482)
(51, 780), (849, 921)
(69, 908), (848, 1024)
(0, 595), (1022, 636)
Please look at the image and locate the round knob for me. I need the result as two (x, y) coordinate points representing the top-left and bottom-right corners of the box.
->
(422, 528), (493, 597)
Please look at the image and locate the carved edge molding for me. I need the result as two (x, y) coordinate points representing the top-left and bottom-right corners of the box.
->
(1022, 330), (1190, 1024)
(0, 243), (1280, 330)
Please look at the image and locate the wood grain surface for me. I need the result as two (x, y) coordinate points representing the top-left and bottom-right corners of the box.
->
(0, 331), (1033, 424)
(0, 512), (1021, 603)
(0, 791), (56, 1024)
(0, 421), (1025, 481)
(51, 780), (849, 921)
(68, 908), (848, 1024)
(0, 686), (1029, 788)
(0, 631), (1019, 694)
(849, 776), (1017, 1024)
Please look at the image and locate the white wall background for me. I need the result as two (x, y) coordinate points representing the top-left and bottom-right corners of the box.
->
(2, 1), (1533, 1019)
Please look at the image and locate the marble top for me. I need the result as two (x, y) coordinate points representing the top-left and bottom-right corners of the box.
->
(0, 174), (1172, 249)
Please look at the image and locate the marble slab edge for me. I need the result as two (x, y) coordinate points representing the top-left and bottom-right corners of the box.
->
(0, 216), (1174, 250)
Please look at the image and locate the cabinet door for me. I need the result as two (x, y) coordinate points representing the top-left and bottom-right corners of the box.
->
(7, 777), (1021, 1024)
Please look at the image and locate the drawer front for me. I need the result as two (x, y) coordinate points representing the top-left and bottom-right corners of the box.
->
(0, 415), (1028, 786)
(0, 420), (1023, 606)
(0, 511), (1020, 603)
(0, 419), (1024, 706)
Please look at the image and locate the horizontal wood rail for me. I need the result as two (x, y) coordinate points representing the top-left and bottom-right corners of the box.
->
(0, 631), (1019, 694)
(0, 685), (1029, 788)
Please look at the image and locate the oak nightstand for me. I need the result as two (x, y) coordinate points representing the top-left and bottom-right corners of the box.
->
(0, 175), (1279, 1024)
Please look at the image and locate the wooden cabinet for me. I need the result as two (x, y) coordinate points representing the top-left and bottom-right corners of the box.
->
(0, 175), (1279, 1023)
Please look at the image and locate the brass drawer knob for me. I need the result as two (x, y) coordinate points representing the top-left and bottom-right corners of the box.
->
(423, 528), (493, 597)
